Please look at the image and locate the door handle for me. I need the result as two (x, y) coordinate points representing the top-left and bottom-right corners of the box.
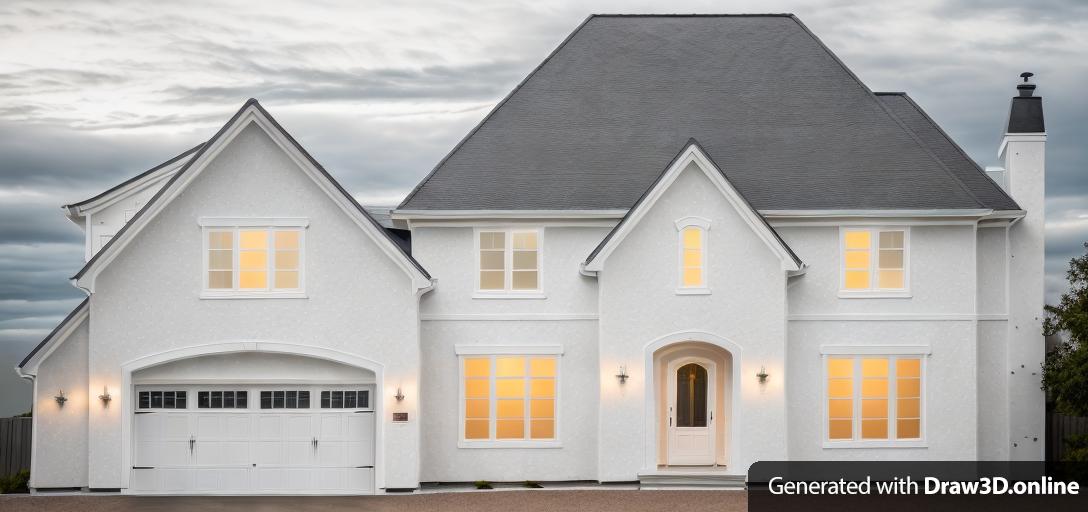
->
(189, 435), (195, 455)
(669, 417), (672, 427)
(710, 411), (713, 422)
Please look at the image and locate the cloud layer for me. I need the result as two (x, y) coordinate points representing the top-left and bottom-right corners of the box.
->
(0, 0), (1085, 415)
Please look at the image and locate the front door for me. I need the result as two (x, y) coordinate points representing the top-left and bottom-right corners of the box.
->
(666, 358), (716, 465)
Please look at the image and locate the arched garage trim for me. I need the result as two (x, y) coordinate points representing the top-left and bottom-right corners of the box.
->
(118, 341), (385, 493)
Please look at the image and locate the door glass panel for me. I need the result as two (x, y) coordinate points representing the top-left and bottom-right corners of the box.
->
(675, 363), (708, 428)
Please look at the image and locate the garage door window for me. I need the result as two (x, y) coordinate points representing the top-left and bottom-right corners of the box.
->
(260, 390), (311, 409)
(198, 391), (248, 409)
(320, 390), (370, 409)
(138, 390), (187, 409)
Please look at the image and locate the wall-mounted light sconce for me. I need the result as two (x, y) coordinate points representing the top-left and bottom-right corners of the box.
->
(394, 387), (405, 402)
(615, 365), (629, 384)
(55, 390), (67, 407)
(756, 366), (769, 384)
(98, 386), (112, 407)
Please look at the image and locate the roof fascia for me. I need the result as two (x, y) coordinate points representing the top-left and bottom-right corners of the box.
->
(582, 142), (802, 273)
(74, 102), (432, 292)
(64, 144), (203, 217)
(17, 298), (90, 376)
(391, 209), (628, 220)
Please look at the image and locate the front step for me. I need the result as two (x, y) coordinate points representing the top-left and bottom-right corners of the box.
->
(638, 470), (746, 490)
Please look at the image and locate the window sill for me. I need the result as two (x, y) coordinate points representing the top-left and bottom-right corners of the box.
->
(837, 290), (912, 299)
(200, 291), (308, 300)
(822, 440), (926, 449)
(675, 288), (711, 295)
(472, 292), (547, 300)
(458, 440), (562, 449)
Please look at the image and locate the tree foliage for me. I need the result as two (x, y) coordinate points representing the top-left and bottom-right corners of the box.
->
(1042, 242), (1088, 416)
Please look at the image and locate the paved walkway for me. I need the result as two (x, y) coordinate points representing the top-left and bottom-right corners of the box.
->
(0, 490), (746, 511)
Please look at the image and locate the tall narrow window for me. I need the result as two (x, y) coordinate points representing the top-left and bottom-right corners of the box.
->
(825, 355), (923, 443)
(476, 229), (542, 294)
(675, 218), (710, 292)
(461, 354), (558, 442)
(841, 228), (908, 294)
(203, 225), (304, 295)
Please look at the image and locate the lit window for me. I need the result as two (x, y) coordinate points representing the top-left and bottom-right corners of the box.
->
(826, 356), (923, 442)
(680, 226), (705, 288)
(461, 355), (557, 442)
(205, 228), (303, 293)
(841, 228), (907, 292)
(477, 229), (541, 293)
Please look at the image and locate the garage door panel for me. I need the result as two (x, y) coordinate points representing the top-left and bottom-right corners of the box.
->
(285, 415), (313, 438)
(316, 442), (348, 466)
(258, 416), (283, 438)
(224, 416), (251, 438)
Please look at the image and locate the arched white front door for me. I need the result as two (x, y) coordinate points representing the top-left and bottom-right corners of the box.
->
(666, 357), (716, 465)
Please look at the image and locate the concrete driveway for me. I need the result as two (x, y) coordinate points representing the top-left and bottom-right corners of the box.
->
(0, 490), (746, 511)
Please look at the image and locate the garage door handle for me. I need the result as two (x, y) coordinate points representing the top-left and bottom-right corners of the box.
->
(189, 435), (195, 455)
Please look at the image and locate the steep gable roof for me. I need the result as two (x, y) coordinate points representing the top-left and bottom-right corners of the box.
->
(16, 297), (89, 373)
(73, 99), (432, 291)
(64, 143), (203, 212)
(875, 92), (1019, 211)
(582, 140), (803, 273)
(399, 14), (1012, 213)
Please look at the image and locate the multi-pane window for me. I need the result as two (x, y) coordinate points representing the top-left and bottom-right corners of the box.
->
(680, 226), (705, 288)
(826, 356), (923, 442)
(259, 390), (311, 409)
(320, 390), (370, 409)
(842, 228), (907, 292)
(197, 391), (248, 409)
(462, 355), (557, 441)
(138, 391), (187, 409)
(206, 228), (302, 292)
(477, 230), (540, 292)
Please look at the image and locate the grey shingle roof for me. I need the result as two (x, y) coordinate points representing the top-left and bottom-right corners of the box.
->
(400, 14), (1015, 212)
(876, 92), (1019, 211)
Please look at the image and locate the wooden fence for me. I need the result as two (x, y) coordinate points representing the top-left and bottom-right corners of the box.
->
(1047, 412), (1088, 461)
(0, 417), (31, 477)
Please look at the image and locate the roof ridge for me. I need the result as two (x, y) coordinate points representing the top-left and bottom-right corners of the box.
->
(397, 15), (599, 210)
(590, 13), (795, 17)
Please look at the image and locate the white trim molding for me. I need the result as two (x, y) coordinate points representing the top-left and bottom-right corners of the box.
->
(820, 344), (932, 355)
(198, 217), (309, 228)
(423, 313), (597, 321)
(454, 344), (564, 355)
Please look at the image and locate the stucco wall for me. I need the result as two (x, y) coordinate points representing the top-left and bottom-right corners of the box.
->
(418, 320), (599, 482)
(30, 316), (89, 489)
(786, 321), (978, 460)
(86, 122), (422, 490)
(597, 164), (789, 480)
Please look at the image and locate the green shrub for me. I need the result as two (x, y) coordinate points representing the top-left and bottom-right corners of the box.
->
(0, 470), (29, 494)
(1064, 434), (1088, 462)
(474, 480), (493, 489)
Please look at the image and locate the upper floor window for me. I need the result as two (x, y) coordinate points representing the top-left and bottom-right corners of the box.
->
(840, 228), (908, 296)
(476, 229), (541, 295)
(200, 218), (307, 298)
(675, 217), (710, 294)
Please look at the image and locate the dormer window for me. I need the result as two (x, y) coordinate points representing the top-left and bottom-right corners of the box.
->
(200, 218), (307, 299)
(675, 217), (710, 294)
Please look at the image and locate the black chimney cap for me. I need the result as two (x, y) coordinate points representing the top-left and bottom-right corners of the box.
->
(1008, 72), (1044, 133)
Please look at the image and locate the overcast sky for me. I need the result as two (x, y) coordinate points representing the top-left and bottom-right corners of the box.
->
(1, 0), (1085, 416)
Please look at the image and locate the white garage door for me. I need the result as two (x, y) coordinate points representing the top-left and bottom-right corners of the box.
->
(130, 387), (375, 494)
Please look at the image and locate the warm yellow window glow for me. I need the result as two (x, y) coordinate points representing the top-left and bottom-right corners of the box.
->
(463, 355), (557, 442)
(463, 357), (490, 440)
(827, 356), (923, 442)
(680, 226), (705, 288)
(843, 229), (906, 292)
(479, 230), (540, 292)
(207, 228), (302, 292)
(479, 231), (505, 290)
(826, 358), (853, 440)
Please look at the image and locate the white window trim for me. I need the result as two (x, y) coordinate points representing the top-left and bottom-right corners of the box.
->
(200, 220), (308, 299)
(820, 348), (929, 449)
(473, 227), (546, 299)
(838, 226), (911, 298)
(457, 350), (562, 449)
(675, 217), (711, 294)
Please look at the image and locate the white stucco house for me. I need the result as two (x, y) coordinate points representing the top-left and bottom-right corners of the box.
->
(15, 14), (1047, 494)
